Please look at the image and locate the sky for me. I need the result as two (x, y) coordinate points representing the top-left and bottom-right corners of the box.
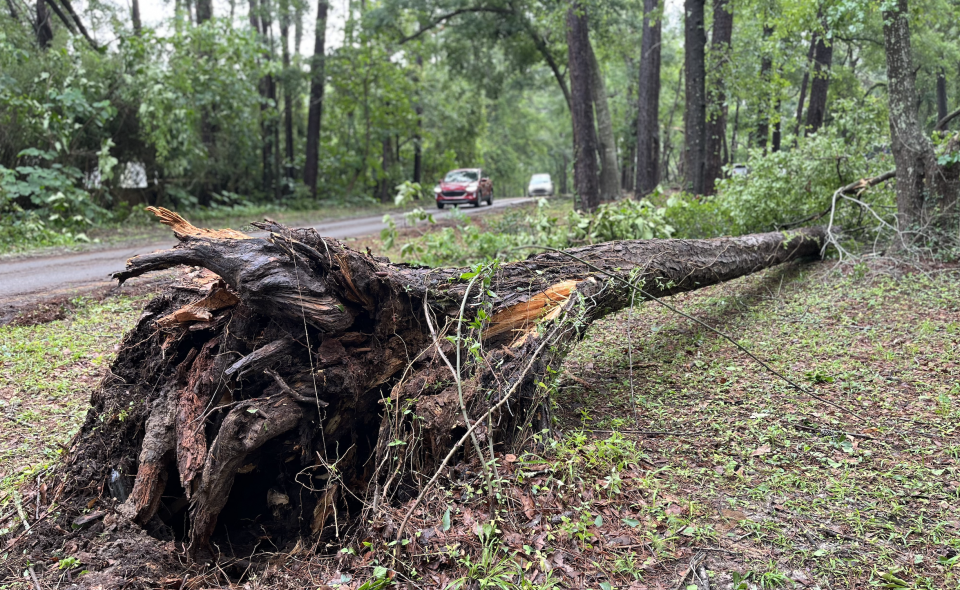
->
(89, 0), (350, 55)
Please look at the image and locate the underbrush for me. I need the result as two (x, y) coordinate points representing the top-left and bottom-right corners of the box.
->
(383, 197), (679, 267)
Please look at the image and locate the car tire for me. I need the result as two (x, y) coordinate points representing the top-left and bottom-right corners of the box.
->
(487, 191), (493, 205)
(473, 194), (482, 207)
(437, 202), (444, 209)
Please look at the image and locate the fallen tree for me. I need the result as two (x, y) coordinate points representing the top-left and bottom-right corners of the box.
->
(8, 209), (827, 577)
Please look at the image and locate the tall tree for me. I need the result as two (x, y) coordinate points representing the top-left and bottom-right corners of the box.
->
(804, 33), (832, 135)
(304, 0), (329, 198)
(195, 0), (212, 23)
(131, 0), (142, 35)
(587, 40), (621, 201)
(566, 1), (600, 211)
(703, 0), (733, 195)
(36, 0), (54, 48)
(280, 0), (295, 183)
(937, 67), (948, 124)
(793, 35), (817, 139)
(413, 53), (423, 186)
(756, 26), (773, 152)
(882, 0), (935, 229)
(635, 0), (661, 197)
(683, 0), (707, 194)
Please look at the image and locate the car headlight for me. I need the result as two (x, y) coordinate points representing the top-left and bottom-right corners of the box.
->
(434, 185), (442, 193)
(466, 183), (479, 192)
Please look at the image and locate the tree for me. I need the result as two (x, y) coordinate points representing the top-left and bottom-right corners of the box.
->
(195, 0), (212, 23)
(587, 40), (621, 201)
(805, 27), (832, 135)
(882, 0), (933, 229)
(937, 67), (948, 123)
(304, 0), (329, 198)
(703, 0), (733, 195)
(566, 1), (600, 211)
(793, 34), (817, 139)
(683, 0), (707, 194)
(94, 209), (826, 559)
(132, 0), (142, 35)
(280, 0), (295, 183)
(36, 0), (53, 49)
(635, 0), (661, 197)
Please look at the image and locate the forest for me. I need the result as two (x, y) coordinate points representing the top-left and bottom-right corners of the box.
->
(1, 0), (960, 589)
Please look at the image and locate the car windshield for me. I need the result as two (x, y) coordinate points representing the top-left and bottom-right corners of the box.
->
(444, 170), (479, 183)
(530, 174), (550, 185)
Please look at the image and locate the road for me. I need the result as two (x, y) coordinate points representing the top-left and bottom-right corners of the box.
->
(0, 197), (534, 303)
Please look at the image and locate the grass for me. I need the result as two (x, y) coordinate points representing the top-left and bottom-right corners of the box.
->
(0, 294), (149, 501)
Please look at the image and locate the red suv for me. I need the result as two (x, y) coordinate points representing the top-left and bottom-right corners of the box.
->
(434, 168), (493, 209)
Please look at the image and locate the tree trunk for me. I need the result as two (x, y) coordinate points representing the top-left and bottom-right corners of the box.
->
(882, 0), (933, 229)
(703, 0), (732, 195)
(53, 208), (827, 561)
(131, 0), (141, 34)
(794, 34), (817, 140)
(280, 0), (295, 184)
(756, 26), (773, 152)
(587, 39), (621, 202)
(805, 31), (833, 136)
(36, 0), (53, 48)
(195, 0), (212, 23)
(304, 0), (328, 198)
(566, 2), (600, 212)
(377, 135), (393, 203)
(936, 68), (948, 124)
(635, 0), (661, 198)
(413, 53), (423, 187)
(683, 0), (707, 194)
(772, 98), (782, 152)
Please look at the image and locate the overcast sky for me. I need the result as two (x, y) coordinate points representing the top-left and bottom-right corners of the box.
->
(88, 0), (682, 56)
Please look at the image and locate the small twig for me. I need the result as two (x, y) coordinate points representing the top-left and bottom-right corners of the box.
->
(28, 565), (42, 590)
(264, 368), (328, 406)
(792, 423), (875, 440)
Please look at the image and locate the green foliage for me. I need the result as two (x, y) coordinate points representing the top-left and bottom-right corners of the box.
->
(715, 98), (895, 234)
(395, 198), (675, 267)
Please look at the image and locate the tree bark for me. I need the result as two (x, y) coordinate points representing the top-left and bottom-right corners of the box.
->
(793, 34), (817, 141)
(566, 2), (600, 212)
(882, 0), (933, 229)
(703, 0), (732, 195)
(304, 0), (328, 198)
(936, 68), (948, 124)
(635, 0), (661, 198)
(89, 208), (827, 559)
(195, 0), (212, 23)
(683, 0), (707, 194)
(756, 26), (773, 152)
(805, 31), (833, 136)
(280, 0), (295, 184)
(36, 0), (53, 48)
(587, 39), (621, 201)
(131, 0), (141, 35)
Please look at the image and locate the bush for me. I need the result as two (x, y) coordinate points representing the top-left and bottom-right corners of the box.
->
(714, 97), (895, 234)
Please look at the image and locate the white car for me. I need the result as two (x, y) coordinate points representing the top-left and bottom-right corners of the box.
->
(527, 173), (554, 197)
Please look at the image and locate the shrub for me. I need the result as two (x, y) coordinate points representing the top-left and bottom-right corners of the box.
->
(714, 97), (894, 234)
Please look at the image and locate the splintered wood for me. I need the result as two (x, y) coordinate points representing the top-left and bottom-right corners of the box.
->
(145, 206), (251, 240)
(483, 280), (580, 342)
(157, 280), (240, 327)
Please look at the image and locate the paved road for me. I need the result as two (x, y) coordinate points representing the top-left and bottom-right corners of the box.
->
(0, 197), (534, 302)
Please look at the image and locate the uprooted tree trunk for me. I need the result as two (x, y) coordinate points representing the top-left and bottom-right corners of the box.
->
(48, 209), (827, 563)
